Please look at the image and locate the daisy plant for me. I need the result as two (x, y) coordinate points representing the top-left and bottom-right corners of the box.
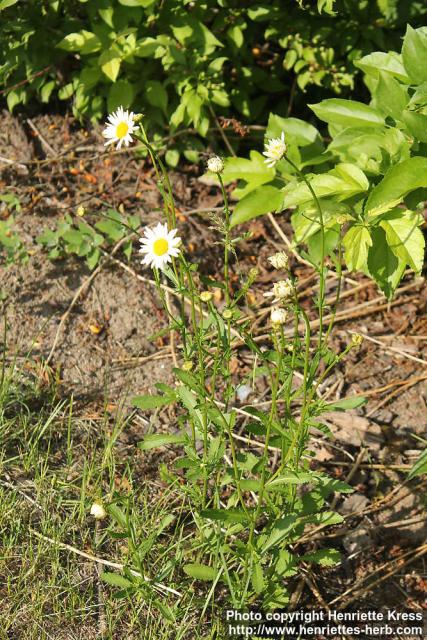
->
(100, 106), (364, 616)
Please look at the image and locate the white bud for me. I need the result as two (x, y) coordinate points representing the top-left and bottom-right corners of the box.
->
(207, 155), (224, 174)
(270, 307), (287, 327)
(268, 252), (289, 270)
(272, 279), (293, 300)
(90, 502), (107, 520)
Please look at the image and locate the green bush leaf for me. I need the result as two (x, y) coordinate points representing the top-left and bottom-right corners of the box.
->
(380, 209), (425, 273)
(108, 80), (135, 112)
(57, 30), (101, 55)
(367, 227), (405, 297)
(221, 151), (275, 199)
(355, 51), (410, 83)
(282, 163), (368, 208)
(373, 71), (408, 120)
(231, 185), (283, 227)
(343, 225), (372, 272)
(365, 157), (427, 218)
(402, 26), (427, 84)
(309, 99), (384, 128)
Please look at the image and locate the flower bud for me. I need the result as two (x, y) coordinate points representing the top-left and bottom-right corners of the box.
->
(76, 205), (86, 217)
(270, 307), (287, 327)
(223, 308), (233, 320)
(200, 291), (213, 302)
(207, 156), (224, 174)
(182, 361), (194, 372)
(351, 333), (363, 347)
(90, 502), (107, 520)
(268, 252), (289, 270)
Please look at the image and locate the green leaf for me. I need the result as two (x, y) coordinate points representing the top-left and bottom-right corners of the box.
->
(373, 71), (408, 121)
(380, 209), (425, 273)
(343, 225), (372, 272)
(231, 185), (283, 227)
(118, 0), (155, 5)
(132, 394), (175, 410)
(263, 516), (298, 553)
(165, 149), (180, 168)
(101, 572), (132, 588)
(251, 561), (264, 594)
(266, 113), (322, 148)
(221, 151), (275, 199)
(305, 511), (343, 526)
(309, 99), (384, 128)
(282, 163), (368, 208)
(402, 110), (427, 143)
(365, 157), (427, 218)
(146, 80), (168, 113)
(303, 548), (341, 567)
(355, 51), (410, 83)
(138, 434), (185, 451)
(408, 449), (427, 480)
(0, 0), (19, 9)
(201, 508), (251, 524)
(183, 564), (217, 581)
(99, 47), (121, 82)
(402, 26), (427, 85)
(326, 396), (367, 411)
(57, 30), (101, 54)
(108, 81), (135, 112)
(266, 470), (314, 490)
(367, 227), (405, 298)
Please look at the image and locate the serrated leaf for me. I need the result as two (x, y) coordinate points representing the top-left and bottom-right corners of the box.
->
(138, 434), (185, 451)
(132, 394), (175, 410)
(183, 563), (217, 581)
(101, 572), (132, 588)
(201, 508), (251, 524)
(263, 516), (298, 553)
(251, 561), (264, 594)
(303, 548), (341, 566)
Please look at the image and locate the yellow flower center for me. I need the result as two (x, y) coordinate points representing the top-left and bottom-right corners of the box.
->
(116, 121), (129, 139)
(153, 238), (169, 256)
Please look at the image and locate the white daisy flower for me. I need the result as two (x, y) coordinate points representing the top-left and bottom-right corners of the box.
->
(263, 131), (286, 168)
(139, 222), (181, 270)
(207, 155), (224, 173)
(103, 106), (137, 149)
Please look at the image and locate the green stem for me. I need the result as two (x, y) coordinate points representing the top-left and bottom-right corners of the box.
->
(283, 154), (326, 348)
